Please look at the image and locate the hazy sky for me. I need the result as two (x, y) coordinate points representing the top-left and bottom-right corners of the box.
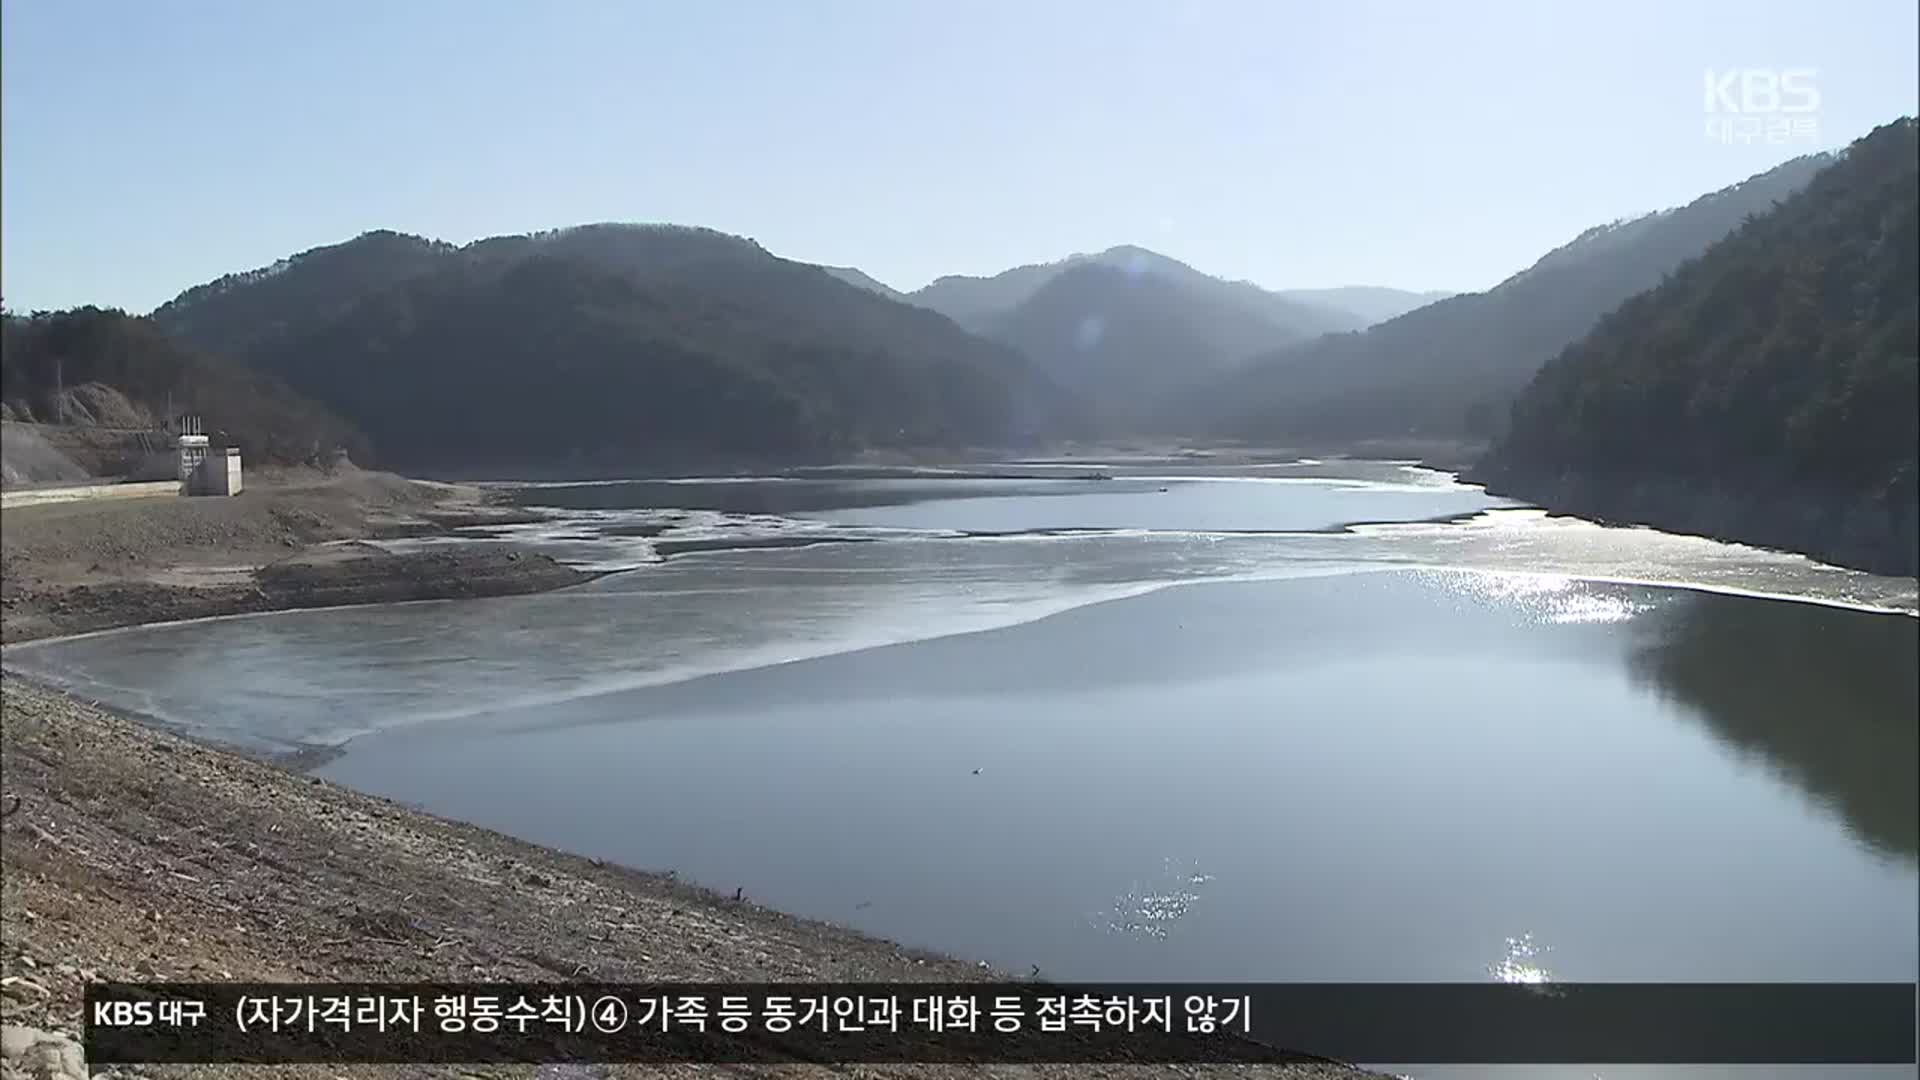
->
(3, 0), (1916, 313)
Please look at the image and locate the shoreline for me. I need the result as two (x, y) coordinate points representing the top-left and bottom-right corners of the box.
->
(1, 682), (1372, 1080)
(0, 467), (600, 645)
(1, 546), (600, 645)
(0, 470), (1376, 1078)
(1467, 464), (1920, 580)
(11, 502), (1912, 663)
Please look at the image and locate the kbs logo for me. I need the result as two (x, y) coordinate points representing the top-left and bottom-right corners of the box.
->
(93, 1000), (154, 1026)
(92, 997), (207, 1026)
(1703, 68), (1820, 146)
(1704, 68), (1821, 114)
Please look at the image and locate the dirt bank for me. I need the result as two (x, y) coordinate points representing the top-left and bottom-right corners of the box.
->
(0, 680), (1371, 1080)
(3, 546), (591, 644)
(0, 468), (587, 643)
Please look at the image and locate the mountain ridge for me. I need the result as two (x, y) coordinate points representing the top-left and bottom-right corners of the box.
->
(150, 224), (1083, 471)
(986, 260), (1352, 432)
(908, 244), (1441, 331)
(1180, 151), (1834, 446)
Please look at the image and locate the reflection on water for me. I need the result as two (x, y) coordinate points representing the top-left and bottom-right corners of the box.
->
(250, 572), (1909, 989)
(1629, 594), (1920, 862)
(1098, 858), (1217, 941)
(1487, 933), (1554, 985)
(1437, 571), (1655, 624)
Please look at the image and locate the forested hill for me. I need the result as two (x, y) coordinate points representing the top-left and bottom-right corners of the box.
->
(151, 225), (1079, 472)
(1, 307), (369, 465)
(1181, 152), (1831, 445)
(1480, 118), (1918, 576)
(153, 230), (454, 361)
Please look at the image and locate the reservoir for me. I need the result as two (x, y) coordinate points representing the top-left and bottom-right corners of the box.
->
(10, 459), (1915, 1072)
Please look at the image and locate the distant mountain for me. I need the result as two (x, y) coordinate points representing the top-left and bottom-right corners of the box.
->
(906, 245), (1366, 432)
(911, 262), (1068, 332)
(818, 266), (905, 301)
(988, 261), (1356, 430)
(1, 307), (368, 465)
(1480, 119), (1918, 575)
(909, 245), (1368, 338)
(1273, 286), (1454, 326)
(152, 224), (1080, 471)
(1184, 152), (1832, 446)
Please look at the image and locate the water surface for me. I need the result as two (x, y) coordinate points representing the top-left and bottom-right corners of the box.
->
(8, 461), (1914, 1076)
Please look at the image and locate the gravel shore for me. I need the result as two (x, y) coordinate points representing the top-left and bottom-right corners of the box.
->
(0, 473), (1378, 1078)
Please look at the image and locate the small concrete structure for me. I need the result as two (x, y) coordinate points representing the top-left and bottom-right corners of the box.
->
(176, 415), (242, 496)
(200, 447), (243, 496)
(177, 415), (208, 489)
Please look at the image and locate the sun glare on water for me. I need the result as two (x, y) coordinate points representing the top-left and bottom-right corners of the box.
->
(1488, 932), (1555, 984)
(1435, 570), (1653, 625)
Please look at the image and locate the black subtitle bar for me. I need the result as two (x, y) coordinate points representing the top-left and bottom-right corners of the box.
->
(84, 981), (1919, 1065)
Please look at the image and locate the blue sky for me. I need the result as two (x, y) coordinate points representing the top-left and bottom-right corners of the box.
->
(3, 0), (1916, 313)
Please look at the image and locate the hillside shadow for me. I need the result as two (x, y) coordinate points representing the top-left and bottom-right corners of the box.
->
(1628, 593), (1918, 863)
